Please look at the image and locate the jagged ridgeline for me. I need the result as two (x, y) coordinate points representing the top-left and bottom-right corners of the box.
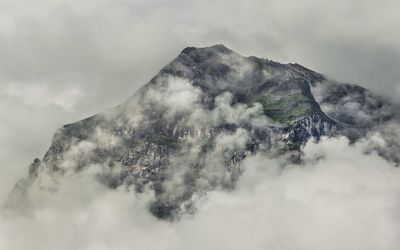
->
(6, 45), (395, 219)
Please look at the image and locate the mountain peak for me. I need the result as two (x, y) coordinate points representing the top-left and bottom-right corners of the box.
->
(209, 44), (232, 52)
(180, 44), (233, 55)
(6, 44), (396, 219)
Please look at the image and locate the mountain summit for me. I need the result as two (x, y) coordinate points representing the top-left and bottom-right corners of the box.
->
(6, 45), (396, 219)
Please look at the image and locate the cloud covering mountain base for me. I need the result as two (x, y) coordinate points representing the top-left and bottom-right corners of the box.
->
(1, 135), (400, 250)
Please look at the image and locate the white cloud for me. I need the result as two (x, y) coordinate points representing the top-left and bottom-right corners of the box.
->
(146, 76), (202, 114)
(1, 136), (400, 250)
(181, 139), (400, 250)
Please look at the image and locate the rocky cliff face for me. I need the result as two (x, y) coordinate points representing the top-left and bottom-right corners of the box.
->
(6, 45), (396, 219)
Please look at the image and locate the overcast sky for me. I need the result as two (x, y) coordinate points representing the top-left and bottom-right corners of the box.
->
(1, 0), (400, 201)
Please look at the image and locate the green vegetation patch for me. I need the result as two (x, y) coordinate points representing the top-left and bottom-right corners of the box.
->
(258, 91), (315, 125)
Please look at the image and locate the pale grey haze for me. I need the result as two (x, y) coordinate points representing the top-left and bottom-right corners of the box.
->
(0, 0), (400, 249)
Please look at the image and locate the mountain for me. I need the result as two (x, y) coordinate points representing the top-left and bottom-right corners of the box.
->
(6, 44), (396, 219)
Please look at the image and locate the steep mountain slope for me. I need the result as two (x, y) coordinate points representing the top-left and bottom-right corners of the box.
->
(6, 45), (395, 219)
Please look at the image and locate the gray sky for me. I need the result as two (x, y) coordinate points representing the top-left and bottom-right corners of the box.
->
(1, 0), (400, 200)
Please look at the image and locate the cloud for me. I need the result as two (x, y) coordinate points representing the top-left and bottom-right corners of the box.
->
(362, 122), (400, 164)
(178, 137), (400, 250)
(145, 76), (202, 116)
(1, 136), (400, 250)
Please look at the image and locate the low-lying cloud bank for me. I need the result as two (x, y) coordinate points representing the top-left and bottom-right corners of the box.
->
(1, 134), (400, 250)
